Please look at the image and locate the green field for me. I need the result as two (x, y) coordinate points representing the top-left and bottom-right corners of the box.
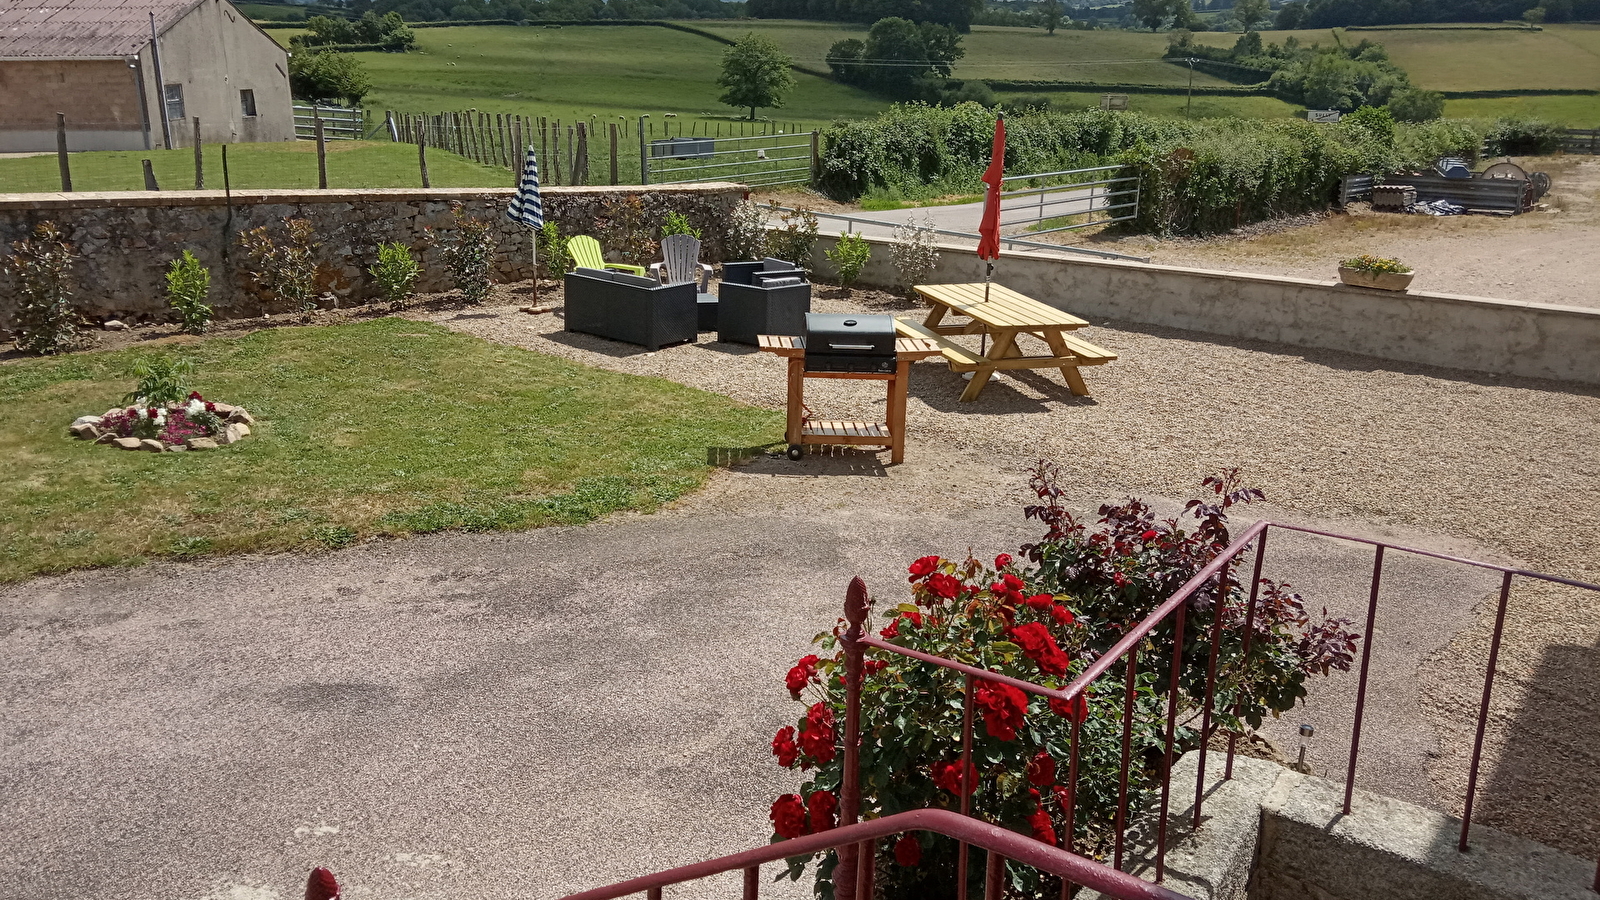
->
(0, 141), (509, 193)
(1194, 23), (1600, 92)
(347, 24), (890, 126)
(696, 21), (1238, 87)
(992, 90), (1299, 118)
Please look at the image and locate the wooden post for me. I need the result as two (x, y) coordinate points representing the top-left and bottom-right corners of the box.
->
(575, 122), (588, 185)
(417, 125), (430, 189)
(609, 122), (619, 185)
(55, 112), (72, 192)
(314, 114), (328, 189)
(811, 130), (820, 185)
(192, 116), (203, 189)
(142, 159), (159, 190)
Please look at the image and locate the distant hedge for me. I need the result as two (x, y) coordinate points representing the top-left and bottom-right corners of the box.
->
(817, 102), (1555, 235)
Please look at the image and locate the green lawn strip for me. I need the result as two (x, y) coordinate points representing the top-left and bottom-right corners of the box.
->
(0, 318), (782, 581)
(0, 141), (510, 194)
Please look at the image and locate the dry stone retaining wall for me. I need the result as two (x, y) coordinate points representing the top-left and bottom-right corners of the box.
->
(0, 184), (745, 325)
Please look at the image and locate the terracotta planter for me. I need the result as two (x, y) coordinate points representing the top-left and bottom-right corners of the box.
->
(1338, 266), (1414, 291)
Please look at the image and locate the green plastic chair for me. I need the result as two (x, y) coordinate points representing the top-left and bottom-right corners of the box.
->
(567, 235), (646, 276)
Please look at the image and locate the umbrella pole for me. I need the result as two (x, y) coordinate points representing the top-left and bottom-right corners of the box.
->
(981, 261), (994, 356)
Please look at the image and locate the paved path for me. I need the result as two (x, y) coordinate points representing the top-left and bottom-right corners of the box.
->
(0, 445), (1506, 900)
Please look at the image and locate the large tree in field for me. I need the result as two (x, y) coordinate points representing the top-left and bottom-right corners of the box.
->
(718, 34), (796, 121)
(1040, 0), (1065, 34)
(1234, 0), (1271, 31)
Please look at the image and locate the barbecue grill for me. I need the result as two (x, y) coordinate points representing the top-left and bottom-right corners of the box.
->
(804, 313), (897, 374)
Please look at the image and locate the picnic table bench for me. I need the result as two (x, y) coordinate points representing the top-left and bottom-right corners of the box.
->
(896, 282), (1118, 402)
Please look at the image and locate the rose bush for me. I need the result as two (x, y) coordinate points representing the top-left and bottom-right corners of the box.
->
(767, 464), (1359, 899)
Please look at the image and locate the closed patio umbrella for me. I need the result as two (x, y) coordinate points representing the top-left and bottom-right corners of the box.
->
(507, 145), (544, 302)
(975, 114), (1006, 357)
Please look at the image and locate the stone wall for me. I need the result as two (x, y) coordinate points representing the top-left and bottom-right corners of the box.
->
(0, 183), (745, 324)
(811, 233), (1600, 387)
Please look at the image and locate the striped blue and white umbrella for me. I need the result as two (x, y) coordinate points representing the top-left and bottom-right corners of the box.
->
(507, 146), (543, 228)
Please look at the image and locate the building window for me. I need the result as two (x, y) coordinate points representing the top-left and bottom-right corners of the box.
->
(240, 89), (257, 118)
(163, 83), (185, 121)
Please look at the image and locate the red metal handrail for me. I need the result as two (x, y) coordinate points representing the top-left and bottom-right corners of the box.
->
(558, 807), (1195, 900)
(835, 522), (1600, 896)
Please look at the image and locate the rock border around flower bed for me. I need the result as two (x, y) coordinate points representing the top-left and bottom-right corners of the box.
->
(69, 394), (255, 452)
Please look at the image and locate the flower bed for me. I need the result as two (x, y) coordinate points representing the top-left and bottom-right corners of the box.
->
(69, 392), (254, 452)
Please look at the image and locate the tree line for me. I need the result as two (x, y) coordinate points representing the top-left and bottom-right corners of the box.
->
(747, 0), (983, 31)
(1272, 0), (1600, 28)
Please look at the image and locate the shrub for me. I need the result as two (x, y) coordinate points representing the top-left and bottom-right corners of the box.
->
(537, 221), (571, 279)
(123, 354), (196, 407)
(765, 206), (820, 271)
(427, 205), (496, 305)
(596, 195), (657, 268)
(1387, 88), (1445, 123)
(368, 241), (421, 311)
(888, 213), (940, 293)
(3, 221), (79, 355)
(166, 250), (213, 334)
(768, 466), (1358, 899)
(1340, 253), (1410, 274)
(238, 218), (321, 320)
(1485, 117), (1566, 156)
(824, 232), (872, 288)
(724, 201), (769, 261)
(661, 211), (703, 240)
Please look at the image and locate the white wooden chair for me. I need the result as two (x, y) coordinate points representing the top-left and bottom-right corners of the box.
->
(650, 234), (716, 331)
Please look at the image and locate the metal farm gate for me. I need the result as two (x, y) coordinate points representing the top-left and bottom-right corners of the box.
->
(641, 128), (819, 188)
(294, 104), (367, 141)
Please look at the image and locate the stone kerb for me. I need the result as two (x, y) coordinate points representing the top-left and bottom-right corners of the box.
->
(0, 183), (745, 324)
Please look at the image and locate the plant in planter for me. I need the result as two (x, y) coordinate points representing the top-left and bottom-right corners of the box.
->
(766, 465), (1359, 900)
(67, 354), (257, 452)
(1338, 254), (1414, 291)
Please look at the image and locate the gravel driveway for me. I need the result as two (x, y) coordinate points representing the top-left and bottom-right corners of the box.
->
(2, 277), (1596, 899)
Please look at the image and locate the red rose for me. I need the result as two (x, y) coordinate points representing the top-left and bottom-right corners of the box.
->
(798, 703), (836, 765)
(994, 553), (1014, 569)
(785, 654), (821, 698)
(1026, 751), (1056, 787)
(896, 832), (921, 864)
(188, 391), (203, 401)
(770, 794), (808, 839)
(879, 618), (899, 639)
(1024, 593), (1054, 611)
(1052, 784), (1073, 811)
(931, 759), (978, 795)
(772, 726), (799, 767)
(926, 573), (962, 600)
(894, 834), (922, 866)
(204, 402), (216, 413)
(1050, 605), (1076, 627)
(863, 659), (888, 676)
(1141, 529), (1159, 541)
(1006, 622), (1069, 677)
(807, 790), (837, 833)
(1048, 693), (1090, 724)
(1027, 806), (1056, 846)
(908, 555), (942, 581)
(974, 681), (1028, 741)
(147, 408), (160, 420)
(305, 867), (340, 900)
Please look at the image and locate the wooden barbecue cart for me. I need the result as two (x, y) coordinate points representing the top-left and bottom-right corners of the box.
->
(756, 334), (941, 465)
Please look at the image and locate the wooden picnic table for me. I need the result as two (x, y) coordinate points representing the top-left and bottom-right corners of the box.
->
(757, 334), (942, 465)
(895, 282), (1118, 403)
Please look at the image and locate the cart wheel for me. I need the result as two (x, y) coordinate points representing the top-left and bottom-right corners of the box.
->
(787, 444), (804, 461)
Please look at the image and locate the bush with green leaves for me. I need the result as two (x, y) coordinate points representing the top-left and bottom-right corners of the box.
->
(661, 211), (703, 240)
(724, 201), (768, 261)
(239, 218), (321, 319)
(123, 354), (197, 407)
(537, 221), (572, 279)
(765, 206), (820, 271)
(3, 221), (79, 355)
(166, 250), (213, 334)
(427, 205), (497, 305)
(368, 241), (421, 311)
(767, 466), (1358, 899)
(287, 50), (372, 105)
(824, 232), (872, 288)
(888, 213), (940, 294)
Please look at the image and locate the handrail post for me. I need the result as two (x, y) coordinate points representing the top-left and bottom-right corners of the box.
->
(837, 577), (870, 900)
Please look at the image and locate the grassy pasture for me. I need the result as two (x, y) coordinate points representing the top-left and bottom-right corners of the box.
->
(0, 318), (781, 581)
(991, 90), (1300, 118)
(353, 24), (890, 126)
(0, 141), (509, 193)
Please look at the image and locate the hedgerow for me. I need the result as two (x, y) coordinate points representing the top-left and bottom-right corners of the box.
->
(817, 103), (1541, 235)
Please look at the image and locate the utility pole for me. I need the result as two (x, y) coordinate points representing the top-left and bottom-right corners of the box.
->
(1185, 58), (1196, 118)
(149, 12), (172, 150)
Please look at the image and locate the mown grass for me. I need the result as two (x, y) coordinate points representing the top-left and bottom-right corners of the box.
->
(354, 24), (890, 125)
(0, 141), (511, 193)
(0, 318), (782, 582)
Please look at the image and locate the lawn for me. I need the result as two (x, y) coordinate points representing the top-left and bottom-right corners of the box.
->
(0, 141), (511, 193)
(353, 24), (890, 127)
(0, 318), (782, 582)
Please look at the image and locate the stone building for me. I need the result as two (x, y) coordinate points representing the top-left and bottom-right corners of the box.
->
(0, 0), (294, 153)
